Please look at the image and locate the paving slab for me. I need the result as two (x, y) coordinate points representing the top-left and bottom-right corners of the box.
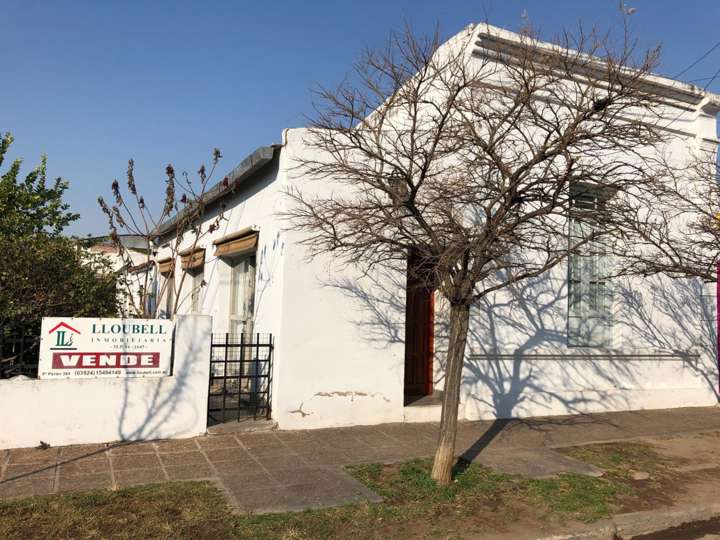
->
(0, 406), (717, 514)
(195, 434), (242, 450)
(203, 447), (253, 463)
(470, 447), (605, 478)
(110, 454), (162, 471)
(0, 476), (55, 499)
(6, 447), (60, 465)
(114, 468), (167, 488)
(59, 444), (108, 460)
(154, 439), (201, 453)
(225, 466), (381, 513)
(158, 451), (209, 467)
(164, 464), (216, 481)
(108, 442), (157, 455)
(3, 463), (57, 480)
(57, 458), (111, 476)
(57, 473), (113, 493)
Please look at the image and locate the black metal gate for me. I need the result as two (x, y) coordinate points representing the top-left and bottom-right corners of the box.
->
(208, 333), (273, 424)
(1, 325), (40, 379)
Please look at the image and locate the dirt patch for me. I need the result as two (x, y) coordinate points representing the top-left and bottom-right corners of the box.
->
(623, 515), (720, 540)
(648, 430), (720, 471)
(558, 439), (720, 515)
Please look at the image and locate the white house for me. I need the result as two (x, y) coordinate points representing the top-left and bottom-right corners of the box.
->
(85, 234), (154, 316)
(152, 24), (720, 430)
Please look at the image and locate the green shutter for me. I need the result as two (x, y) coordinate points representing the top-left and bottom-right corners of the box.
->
(568, 190), (613, 348)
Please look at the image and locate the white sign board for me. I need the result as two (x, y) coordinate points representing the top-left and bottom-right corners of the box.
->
(38, 317), (174, 379)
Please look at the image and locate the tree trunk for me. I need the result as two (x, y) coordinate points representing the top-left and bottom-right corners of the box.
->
(431, 302), (471, 485)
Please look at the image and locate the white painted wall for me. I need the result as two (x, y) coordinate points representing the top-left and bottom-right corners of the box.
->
(0, 315), (211, 450)
(454, 271), (719, 422)
(151, 131), (407, 431)
(271, 129), (407, 430)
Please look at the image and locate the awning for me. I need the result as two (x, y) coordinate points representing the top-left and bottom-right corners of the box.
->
(157, 258), (174, 274)
(128, 261), (153, 274)
(179, 248), (205, 270)
(213, 229), (258, 258)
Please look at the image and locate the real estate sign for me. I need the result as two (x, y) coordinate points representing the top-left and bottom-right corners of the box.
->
(38, 317), (174, 379)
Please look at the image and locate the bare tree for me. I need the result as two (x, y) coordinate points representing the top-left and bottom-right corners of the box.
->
(98, 149), (225, 318)
(286, 23), (676, 484)
(618, 155), (720, 283)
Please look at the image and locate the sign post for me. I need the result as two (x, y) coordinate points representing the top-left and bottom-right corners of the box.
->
(38, 317), (174, 379)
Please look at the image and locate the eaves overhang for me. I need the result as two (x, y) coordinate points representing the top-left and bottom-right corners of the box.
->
(154, 144), (280, 239)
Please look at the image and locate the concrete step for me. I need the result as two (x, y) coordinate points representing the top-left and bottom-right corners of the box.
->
(207, 419), (277, 435)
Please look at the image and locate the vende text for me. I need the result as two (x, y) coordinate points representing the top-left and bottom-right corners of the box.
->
(51, 352), (160, 369)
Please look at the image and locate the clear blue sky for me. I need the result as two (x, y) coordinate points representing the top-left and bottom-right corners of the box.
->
(2, 0), (719, 235)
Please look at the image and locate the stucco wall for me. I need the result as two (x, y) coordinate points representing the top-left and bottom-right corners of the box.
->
(0, 315), (211, 450)
(450, 269), (719, 421)
(272, 114), (719, 427)
(272, 128), (407, 430)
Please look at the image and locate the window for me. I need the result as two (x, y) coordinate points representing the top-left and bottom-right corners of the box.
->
(157, 258), (175, 317)
(190, 267), (204, 313)
(568, 186), (613, 347)
(163, 273), (174, 317)
(229, 255), (256, 336)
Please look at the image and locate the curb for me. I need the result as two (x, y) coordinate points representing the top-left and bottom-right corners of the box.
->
(538, 503), (720, 539)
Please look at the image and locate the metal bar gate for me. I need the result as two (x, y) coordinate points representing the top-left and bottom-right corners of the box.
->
(208, 333), (273, 425)
(0, 325), (40, 379)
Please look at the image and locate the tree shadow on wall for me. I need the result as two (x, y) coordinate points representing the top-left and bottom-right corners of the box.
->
(613, 276), (719, 401)
(328, 271), (406, 348)
(116, 316), (211, 442)
(331, 270), (717, 461)
(443, 276), (638, 457)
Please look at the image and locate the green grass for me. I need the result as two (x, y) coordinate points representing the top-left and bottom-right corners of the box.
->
(524, 473), (628, 523)
(0, 446), (669, 539)
(0, 463), (627, 539)
(562, 441), (676, 481)
(348, 458), (627, 525)
(0, 481), (233, 540)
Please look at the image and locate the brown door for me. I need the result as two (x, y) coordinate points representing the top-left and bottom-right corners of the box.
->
(404, 256), (435, 397)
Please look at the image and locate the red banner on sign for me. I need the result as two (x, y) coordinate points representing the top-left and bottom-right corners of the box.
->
(51, 352), (160, 369)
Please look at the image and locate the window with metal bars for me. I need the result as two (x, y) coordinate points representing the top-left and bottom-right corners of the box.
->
(568, 186), (613, 347)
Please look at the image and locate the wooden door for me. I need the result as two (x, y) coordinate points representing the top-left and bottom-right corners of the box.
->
(404, 259), (435, 397)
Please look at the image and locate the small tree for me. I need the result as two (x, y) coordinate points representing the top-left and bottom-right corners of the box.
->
(99, 149), (225, 318)
(286, 24), (675, 484)
(0, 132), (78, 238)
(0, 132), (118, 342)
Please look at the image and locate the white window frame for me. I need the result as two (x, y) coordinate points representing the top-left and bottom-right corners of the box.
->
(228, 254), (256, 337)
(190, 267), (204, 314)
(161, 272), (174, 317)
(568, 186), (614, 348)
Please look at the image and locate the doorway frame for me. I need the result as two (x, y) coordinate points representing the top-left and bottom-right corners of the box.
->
(404, 252), (435, 398)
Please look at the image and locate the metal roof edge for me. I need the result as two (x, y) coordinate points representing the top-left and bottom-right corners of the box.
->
(155, 144), (280, 238)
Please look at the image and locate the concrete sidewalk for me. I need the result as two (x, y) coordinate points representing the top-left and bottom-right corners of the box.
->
(1, 406), (718, 513)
